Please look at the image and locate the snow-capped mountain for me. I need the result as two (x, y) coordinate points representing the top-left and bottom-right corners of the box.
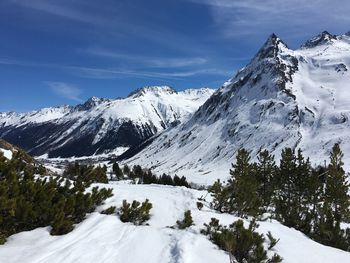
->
(126, 31), (350, 185)
(0, 86), (214, 158)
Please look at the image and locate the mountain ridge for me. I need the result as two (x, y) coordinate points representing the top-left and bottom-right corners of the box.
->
(0, 86), (215, 158)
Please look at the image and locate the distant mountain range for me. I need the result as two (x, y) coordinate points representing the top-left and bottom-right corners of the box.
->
(2, 31), (350, 184)
(0, 87), (214, 158)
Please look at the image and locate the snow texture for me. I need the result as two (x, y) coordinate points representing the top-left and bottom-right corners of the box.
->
(0, 182), (349, 263)
(0, 148), (12, 160)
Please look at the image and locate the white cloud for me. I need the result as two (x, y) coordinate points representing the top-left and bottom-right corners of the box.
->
(190, 0), (350, 39)
(69, 66), (231, 80)
(84, 48), (207, 68)
(46, 82), (83, 102)
(0, 56), (231, 81)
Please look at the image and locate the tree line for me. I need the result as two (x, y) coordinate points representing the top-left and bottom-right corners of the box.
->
(112, 163), (190, 188)
(209, 144), (350, 251)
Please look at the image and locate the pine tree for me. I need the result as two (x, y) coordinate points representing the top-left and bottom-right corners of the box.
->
(159, 174), (174, 185)
(173, 175), (181, 186)
(123, 164), (130, 177)
(274, 148), (298, 227)
(256, 149), (276, 209)
(112, 162), (123, 180)
(209, 179), (230, 213)
(294, 149), (314, 233)
(143, 169), (154, 184)
(229, 149), (260, 216)
(132, 165), (143, 179)
(179, 176), (190, 187)
(325, 143), (350, 223)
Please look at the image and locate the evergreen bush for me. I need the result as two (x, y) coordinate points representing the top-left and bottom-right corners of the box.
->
(101, 206), (117, 215)
(176, 210), (194, 229)
(196, 202), (203, 210)
(201, 218), (282, 263)
(0, 153), (113, 243)
(118, 199), (152, 225)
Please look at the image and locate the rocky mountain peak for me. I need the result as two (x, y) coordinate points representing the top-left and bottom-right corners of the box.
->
(75, 96), (108, 111)
(254, 33), (288, 60)
(128, 86), (177, 98)
(301, 30), (336, 49)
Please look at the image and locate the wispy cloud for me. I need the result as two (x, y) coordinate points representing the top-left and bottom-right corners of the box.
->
(8, 0), (213, 56)
(46, 82), (83, 102)
(0, 56), (231, 81)
(84, 48), (207, 68)
(190, 0), (350, 39)
(69, 66), (231, 80)
(9, 0), (110, 26)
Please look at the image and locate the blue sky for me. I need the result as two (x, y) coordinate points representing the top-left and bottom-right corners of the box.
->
(1, 0), (349, 111)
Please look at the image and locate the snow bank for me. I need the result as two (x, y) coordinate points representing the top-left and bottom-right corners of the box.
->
(0, 183), (349, 263)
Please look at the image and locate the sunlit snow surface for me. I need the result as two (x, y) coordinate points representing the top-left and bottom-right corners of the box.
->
(0, 148), (12, 160)
(0, 182), (349, 263)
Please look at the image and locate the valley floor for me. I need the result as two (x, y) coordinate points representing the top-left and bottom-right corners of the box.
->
(0, 182), (349, 263)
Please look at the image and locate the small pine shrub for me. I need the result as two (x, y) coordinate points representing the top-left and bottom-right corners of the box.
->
(196, 202), (204, 210)
(91, 187), (113, 206)
(101, 206), (116, 215)
(176, 210), (194, 229)
(201, 218), (282, 263)
(119, 199), (152, 225)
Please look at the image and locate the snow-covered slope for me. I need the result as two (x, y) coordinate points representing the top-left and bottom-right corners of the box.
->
(126, 31), (350, 185)
(0, 87), (214, 158)
(0, 182), (349, 263)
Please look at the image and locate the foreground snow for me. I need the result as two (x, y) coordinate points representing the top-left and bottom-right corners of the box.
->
(1, 182), (349, 263)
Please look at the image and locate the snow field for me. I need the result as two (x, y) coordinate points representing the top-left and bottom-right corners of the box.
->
(1, 182), (350, 263)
